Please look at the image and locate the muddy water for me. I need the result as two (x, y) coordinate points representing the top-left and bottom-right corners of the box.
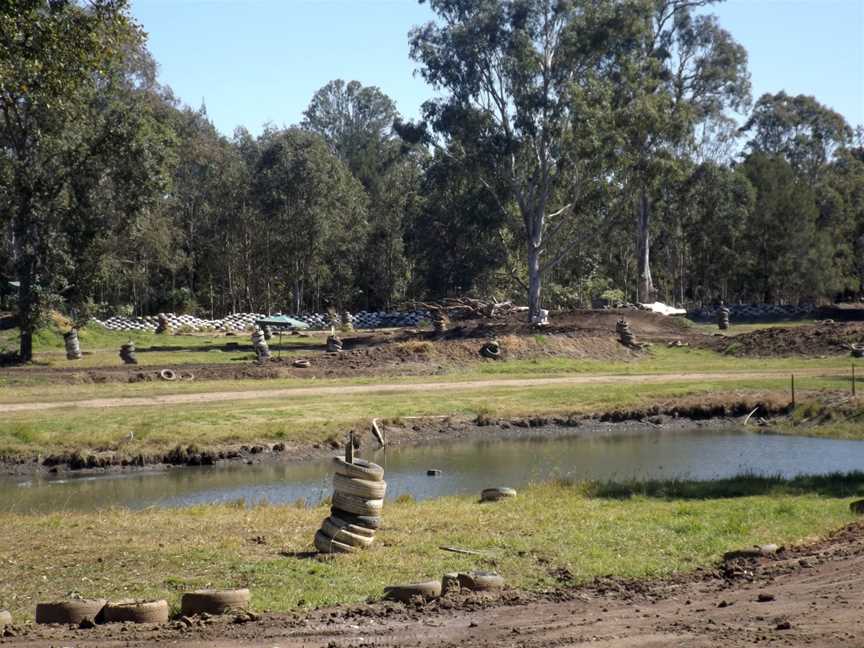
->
(4, 428), (864, 513)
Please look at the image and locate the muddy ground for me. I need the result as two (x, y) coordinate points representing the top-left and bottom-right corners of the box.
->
(4, 520), (864, 647)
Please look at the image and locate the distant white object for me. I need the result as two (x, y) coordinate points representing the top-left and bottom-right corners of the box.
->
(640, 302), (686, 316)
(531, 309), (549, 325)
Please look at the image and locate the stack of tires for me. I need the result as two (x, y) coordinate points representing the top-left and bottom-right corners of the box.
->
(250, 327), (271, 362)
(431, 310), (449, 334)
(64, 330), (82, 360)
(119, 341), (138, 365)
(616, 319), (636, 346)
(315, 457), (385, 554)
(326, 334), (343, 352)
(718, 306), (731, 330)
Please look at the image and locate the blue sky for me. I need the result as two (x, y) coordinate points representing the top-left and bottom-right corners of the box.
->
(131, 0), (864, 137)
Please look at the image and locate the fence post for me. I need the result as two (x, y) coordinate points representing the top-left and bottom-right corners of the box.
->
(791, 374), (796, 408)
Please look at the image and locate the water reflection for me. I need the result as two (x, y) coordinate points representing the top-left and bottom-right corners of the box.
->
(4, 428), (864, 513)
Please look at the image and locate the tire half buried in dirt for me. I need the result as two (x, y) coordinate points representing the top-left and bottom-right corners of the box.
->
(180, 589), (250, 616)
(458, 571), (505, 591)
(104, 599), (169, 624)
(333, 473), (387, 499)
(35, 599), (107, 625)
(383, 581), (442, 602)
(332, 457), (384, 482)
(0, 610), (11, 627)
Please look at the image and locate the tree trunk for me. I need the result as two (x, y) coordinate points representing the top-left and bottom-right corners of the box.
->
(637, 189), (654, 303)
(527, 242), (542, 321)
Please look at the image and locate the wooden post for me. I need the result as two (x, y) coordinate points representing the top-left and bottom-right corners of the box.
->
(345, 431), (354, 464)
(853, 365), (857, 397)
(791, 374), (796, 408)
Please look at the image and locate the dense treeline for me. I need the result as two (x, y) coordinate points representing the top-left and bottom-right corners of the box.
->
(2, 0), (863, 359)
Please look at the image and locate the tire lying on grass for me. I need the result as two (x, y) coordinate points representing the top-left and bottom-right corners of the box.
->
(35, 599), (107, 625)
(383, 581), (442, 603)
(329, 507), (382, 529)
(320, 517), (375, 548)
(180, 589), (250, 616)
(333, 473), (387, 499)
(480, 487), (517, 502)
(314, 529), (356, 554)
(332, 492), (384, 517)
(332, 457), (384, 482)
(104, 599), (169, 624)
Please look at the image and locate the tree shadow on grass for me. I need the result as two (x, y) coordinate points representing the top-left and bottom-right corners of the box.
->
(568, 472), (864, 500)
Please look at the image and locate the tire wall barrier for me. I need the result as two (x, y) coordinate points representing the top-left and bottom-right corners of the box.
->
(92, 311), (431, 333)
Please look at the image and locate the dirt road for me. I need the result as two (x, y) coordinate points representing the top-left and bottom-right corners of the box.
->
(5, 523), (864, 647)
(2, 368), (836, 413)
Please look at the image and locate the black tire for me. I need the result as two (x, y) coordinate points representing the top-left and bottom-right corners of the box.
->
(104, 599), (169, 624)
(327, 513), (376, 538)
(330, 507), (382, 529)
(332, 457), (384, 481)
(35, 599), (107, 625)
(180, 589), (250, 616)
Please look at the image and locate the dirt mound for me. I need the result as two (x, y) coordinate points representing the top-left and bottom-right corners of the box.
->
(717, 322), (864, 357)
(0, 309), (693, 385)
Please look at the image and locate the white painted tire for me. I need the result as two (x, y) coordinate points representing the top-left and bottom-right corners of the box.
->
(332, 492), (384, 517)
(333, 473), (387, 499)
(314, 529), (355, 554)
(332, 457), (384, 482)
(180, 589), (250, 616)
(321, 517), (375, 548)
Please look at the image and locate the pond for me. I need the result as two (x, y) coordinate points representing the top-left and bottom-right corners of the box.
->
(4, 427), (864, 513)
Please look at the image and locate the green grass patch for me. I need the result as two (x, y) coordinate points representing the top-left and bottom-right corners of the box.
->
(0, 475), (857, 621)
(0, 373), (849, 456)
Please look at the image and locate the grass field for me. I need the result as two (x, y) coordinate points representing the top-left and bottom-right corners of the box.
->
(0, 324), (320, 369)
(1, 322), (862, 455)
(0, 475), (858, 621)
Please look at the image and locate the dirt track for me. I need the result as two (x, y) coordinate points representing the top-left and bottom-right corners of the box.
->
(2, 368), (836, 413)
(5, 523), (864, 647)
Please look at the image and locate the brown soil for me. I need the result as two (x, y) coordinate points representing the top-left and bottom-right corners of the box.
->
(716, 322), (864, 358)
(5, 521), (864, 647)
(2, 368), (833, 415)
(0, 310), (693, 385)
